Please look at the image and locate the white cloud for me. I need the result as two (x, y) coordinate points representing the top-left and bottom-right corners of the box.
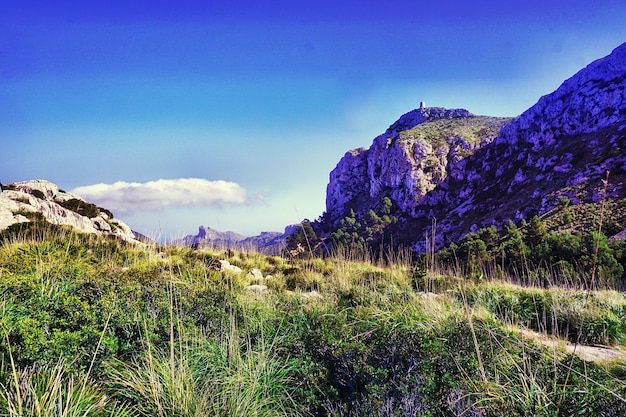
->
(71, 178), (249, 212)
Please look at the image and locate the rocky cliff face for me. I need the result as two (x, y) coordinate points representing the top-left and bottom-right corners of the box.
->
(324, 42), (626, 251)
(326, 109), (511, 221)
(0, 179), (139, 242)
(436, 42), (626, 245)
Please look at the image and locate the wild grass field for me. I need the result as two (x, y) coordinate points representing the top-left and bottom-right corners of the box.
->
(0, 224), (625, 416)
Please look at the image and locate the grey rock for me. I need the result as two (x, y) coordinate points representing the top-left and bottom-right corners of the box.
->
(326, 109), (509, 221)
(219, 260), (243, 274)
(0, 179), (138, 242)
(248, 268), (264, 280)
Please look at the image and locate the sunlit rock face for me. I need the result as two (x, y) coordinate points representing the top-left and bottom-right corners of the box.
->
(497, 42), (626, 147)
(326, 148), (370, 218)
(0, 179), (138, 242)
(324, 42), (626, 250)
(440, 42), (626, 241)
(325, 107), (508, 221)
(365, 108), (499, 216)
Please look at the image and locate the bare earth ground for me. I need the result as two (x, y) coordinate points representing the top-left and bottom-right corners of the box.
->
(518, 328), (626, 363)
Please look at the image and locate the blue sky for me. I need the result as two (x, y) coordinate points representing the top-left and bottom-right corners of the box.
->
(2, 1), (626, 240)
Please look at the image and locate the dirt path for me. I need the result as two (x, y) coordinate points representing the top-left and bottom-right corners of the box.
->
(518, 328), (626, 363)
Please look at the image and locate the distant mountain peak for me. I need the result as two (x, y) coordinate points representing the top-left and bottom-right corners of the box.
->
(195, 225), (246, 243)
(176, 225), (291, 255)
(384, 107), (473, 136)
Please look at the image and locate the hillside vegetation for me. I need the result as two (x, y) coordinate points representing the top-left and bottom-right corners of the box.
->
(399, 116), (511, 150)
(1, 224), (625, 416)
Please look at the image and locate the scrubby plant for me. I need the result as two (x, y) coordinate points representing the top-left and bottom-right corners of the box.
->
(0, 222), (624, 416)
(435, 216), (625, 289)
(0, 301), (131, 417)
(0, 357), (132, 417)
(58, 199), (102, 219)
(456, 282), (626, 345)
(30, 189), (45, 200)
(105, 318), (303, 417)
(14, 196), (30, 204)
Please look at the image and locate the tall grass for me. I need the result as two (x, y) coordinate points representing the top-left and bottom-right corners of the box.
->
(105, 284), (303, 417)
(0, 358), (132, 417)
(1, 225), (625, 416)
(105, 327), (303, 417)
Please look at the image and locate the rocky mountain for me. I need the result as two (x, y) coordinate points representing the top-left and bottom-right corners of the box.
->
(326, 109), (510, 219)
(0, 179), (139, 243)
(177, 225), (290, 255)
(179, 226), (246, 248)
(324, 42), (626, 251)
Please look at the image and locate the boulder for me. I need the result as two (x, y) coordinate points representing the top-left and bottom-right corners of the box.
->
(219, 260), (243, 274)
(248, 268), (264, 280)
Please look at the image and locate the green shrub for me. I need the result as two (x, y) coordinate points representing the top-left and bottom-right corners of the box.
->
(457, 284), (626, 345)
(58, 199), (101, 218)
(284, 271), (321, 292)
(106, 324), (303, 417)
(30, 189), (45, 199)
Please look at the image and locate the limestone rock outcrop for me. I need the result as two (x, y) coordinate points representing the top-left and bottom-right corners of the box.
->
(325, 107), (510, 222)
(0, 179), (139, 242)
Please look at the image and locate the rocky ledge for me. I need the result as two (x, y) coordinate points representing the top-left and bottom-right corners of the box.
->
(0, 179), (138, 242)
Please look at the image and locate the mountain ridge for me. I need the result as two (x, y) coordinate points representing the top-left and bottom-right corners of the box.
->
(320, 42), (626, 252)
(176, 225), (292, 254)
